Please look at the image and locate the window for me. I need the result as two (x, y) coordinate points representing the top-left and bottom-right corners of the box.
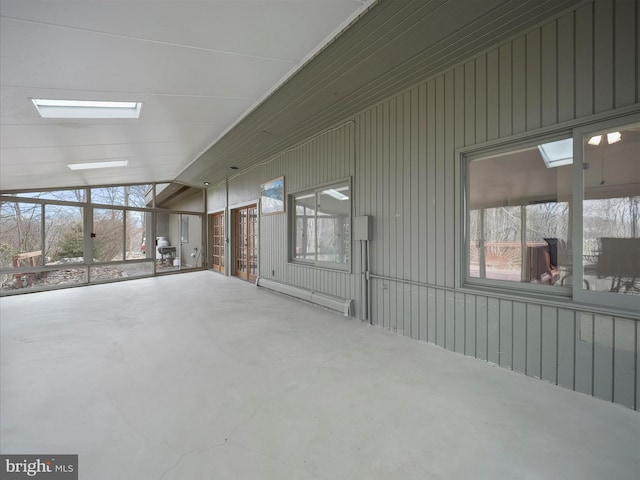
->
(0, 183), (204, 293)
(574, 120), (640, 311)
(291, 181), (351, 269)
(91, 185), (149, 207)
(466, 137), (572, 291)
(464, 114), (640, 313)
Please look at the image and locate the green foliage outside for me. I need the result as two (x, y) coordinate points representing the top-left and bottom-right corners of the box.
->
(55, 222), (84, 260)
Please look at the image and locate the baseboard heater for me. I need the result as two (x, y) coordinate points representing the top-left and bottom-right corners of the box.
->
(256, 277), (352, 317)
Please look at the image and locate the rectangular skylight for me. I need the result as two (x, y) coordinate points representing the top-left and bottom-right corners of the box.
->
(537, 138), (573, 168)
(68, 161), (129, 170)
(322, 188), (349, 200)
(32, 99), (142, 119)
(295, 193), (315, 200)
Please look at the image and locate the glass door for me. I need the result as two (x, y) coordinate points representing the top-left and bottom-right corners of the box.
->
(210, 212), (225, 273)
(234, 205), (257, 281)
(247, 206), (258, 280)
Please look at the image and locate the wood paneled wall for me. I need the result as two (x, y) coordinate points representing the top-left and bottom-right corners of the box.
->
(209, 1), (640, 409)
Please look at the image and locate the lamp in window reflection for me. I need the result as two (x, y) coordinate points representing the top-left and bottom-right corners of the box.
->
(606, 131), (621, 144)
(587, 131), (622, 186)
(587, 131), (621, 146)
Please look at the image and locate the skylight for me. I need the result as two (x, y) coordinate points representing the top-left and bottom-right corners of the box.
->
(68, 161), (129, 170)
(31, 99), (142, 119)
(322, 188), (349, 200)
(537, 138), (573, 168)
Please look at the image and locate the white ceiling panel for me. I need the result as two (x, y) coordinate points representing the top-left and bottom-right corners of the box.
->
(0, 1), (364, 61)
(1, 19), (294, 97)
(0, 122), (223, 150)
(1, 141), (191, 166)
(0, 0), (374, 191)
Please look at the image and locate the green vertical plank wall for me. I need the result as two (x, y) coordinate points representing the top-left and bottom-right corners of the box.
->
(207, 2), (640, 409)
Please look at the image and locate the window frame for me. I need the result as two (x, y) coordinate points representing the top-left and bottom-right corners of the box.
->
(572, 115), (640, 313)
(459, 112), (640, 316)
(289, 178), (352, 272)
(1, 182), (206, 294)
(461, 132), (573, 298)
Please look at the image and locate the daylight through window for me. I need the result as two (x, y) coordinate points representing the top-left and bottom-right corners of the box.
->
(291, 181), (351, 269)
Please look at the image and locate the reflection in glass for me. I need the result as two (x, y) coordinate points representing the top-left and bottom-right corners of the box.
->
(317, 187), (350, 264)
(294, 194), (316, 261)
(582, 126), (640, 295)
(468, 141), (572, 286)
(292, 184), (351, 266)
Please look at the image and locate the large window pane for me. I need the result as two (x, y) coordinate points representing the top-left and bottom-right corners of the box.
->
(92, 187), (127, 206)
(92, 185), (150, 207)
(317, 186), (350, 264)
(0, 201), (42, 289)
(155, 212), (179, 272)
(294, 194), (316, 261)
(2, 189), (86, 202)
(582, 125), (640, 295)
(1, 266), (87, 292)
(126, 210), (146, 260)
(0, 201), (42, 265)
(93, 208), (124, 262)
(179, 214), (203, 269)
(126, 185), (151, 208)
(467, 139), (572, 287)
(90, 261), (153, 283)
(291, 182), (350, 268)
(46, 205), (85, 264)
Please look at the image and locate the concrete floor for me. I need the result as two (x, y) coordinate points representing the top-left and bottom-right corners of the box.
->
(1, 271), (638, 480)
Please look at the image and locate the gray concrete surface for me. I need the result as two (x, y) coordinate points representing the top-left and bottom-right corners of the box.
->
(1, 271), (638, 479)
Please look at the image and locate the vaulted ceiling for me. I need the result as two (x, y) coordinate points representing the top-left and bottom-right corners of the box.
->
(0, 0), (375, 191)
(0, 0), (581, 192)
